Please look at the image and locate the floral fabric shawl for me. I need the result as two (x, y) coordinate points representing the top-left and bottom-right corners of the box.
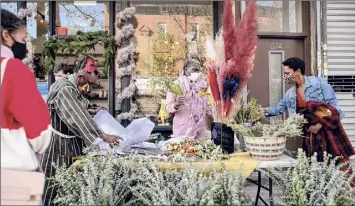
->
(176, 74), (212, 138)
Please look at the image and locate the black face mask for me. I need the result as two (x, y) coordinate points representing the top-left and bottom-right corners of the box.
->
(11, 41), (27, 60)
(10, 35), (27, 60)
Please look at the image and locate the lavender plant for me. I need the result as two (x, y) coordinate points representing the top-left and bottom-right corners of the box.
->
(260, 149), (355, 206)
(52, 148), (250, 206)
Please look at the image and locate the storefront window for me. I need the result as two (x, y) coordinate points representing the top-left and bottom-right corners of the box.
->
(116, 1), (213, 117)
(23, 2), (49, 79)
(256, 1), (303, 32)
(56, 1), (109, 35)
(1, 2), (17, 13)
(117, 2), (212, 76)
(191, 23), (199, 42)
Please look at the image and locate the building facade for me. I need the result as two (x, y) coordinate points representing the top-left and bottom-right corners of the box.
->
(322, 0), (355, 158)
(1, 1), (353, 152)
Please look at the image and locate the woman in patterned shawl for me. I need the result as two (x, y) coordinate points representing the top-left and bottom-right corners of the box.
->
(165, 59), (213, 139)
(41, 55), (121, 205)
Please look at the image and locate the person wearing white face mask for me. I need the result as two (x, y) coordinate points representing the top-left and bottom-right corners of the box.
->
(188, 72), (200, 82)
(48, 63), (74, 87)
(47, 64), (75, 96)
(165, 59), (213, 139)
(53, 63), (74, 81)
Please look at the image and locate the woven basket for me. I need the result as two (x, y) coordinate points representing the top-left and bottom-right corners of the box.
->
(245, 136), (286, 161)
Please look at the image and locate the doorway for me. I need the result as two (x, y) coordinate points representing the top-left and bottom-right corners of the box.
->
(248, 35), (307, 153)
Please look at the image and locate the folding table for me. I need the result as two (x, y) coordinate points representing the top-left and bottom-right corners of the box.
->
(247, 154), (297, 206)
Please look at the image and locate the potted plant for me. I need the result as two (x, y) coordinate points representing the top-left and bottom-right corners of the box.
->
(232, 97), (264, 152)
(234, 98), (264, 126)
(230, 114), (307, 160)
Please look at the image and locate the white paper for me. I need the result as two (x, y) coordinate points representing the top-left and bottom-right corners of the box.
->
(93, 110), (155, 153)
(131, 142), (158, 149)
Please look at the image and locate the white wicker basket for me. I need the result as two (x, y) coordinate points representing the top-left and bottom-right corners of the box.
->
(245, 136), (286, 161)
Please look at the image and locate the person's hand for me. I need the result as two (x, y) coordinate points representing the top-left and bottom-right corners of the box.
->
(261, 107), (268, 117)
(107, 134), (122, 148)
(100, 134), (123, 148)
(89, 106), (107, 115)
(95, 106), (107, 113)
(174, 96), (186, 109)
(308, 123), (322, 134)
(177, 96), (186, 104)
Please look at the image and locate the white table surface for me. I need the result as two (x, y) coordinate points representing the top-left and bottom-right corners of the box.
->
(256, 154), (296, 169)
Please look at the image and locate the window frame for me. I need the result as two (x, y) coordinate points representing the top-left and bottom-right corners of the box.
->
(157, 22), (167, 35)
(190, 23), (200, 42)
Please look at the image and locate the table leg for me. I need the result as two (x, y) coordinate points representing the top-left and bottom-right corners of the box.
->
(269, 177), (273, 206)
(254, 171), (262, 206)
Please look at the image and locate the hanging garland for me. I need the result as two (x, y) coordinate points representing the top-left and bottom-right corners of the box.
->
(17, 7), (36, 67)
(42, 30), (116, 78)
(115, 7), (139, 121)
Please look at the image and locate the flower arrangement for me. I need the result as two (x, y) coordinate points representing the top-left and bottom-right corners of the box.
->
(234, 97), (264, 125)
(206, 1), (258, 124)
(261, 149), (355, 206)
(230, 114), (307, 138)
(53, 149), (250, 206)
(166, 139), (228, 162)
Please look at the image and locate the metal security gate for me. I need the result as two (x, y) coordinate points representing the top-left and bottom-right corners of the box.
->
(325, 1), (355, 159)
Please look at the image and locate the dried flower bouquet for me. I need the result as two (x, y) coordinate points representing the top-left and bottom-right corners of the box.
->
(206, 1), (258, 124)
(165, 139), (229, 162)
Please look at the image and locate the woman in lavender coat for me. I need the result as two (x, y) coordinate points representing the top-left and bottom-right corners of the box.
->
(165, 59), (213, 139)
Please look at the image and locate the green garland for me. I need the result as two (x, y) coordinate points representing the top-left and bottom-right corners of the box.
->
(42, 31), (116, 78)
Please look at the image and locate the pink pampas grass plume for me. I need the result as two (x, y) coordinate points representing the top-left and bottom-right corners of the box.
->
(222, 0), (237, 62)
(230, 1), (258, 83)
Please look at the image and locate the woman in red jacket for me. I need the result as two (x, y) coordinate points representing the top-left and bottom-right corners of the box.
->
(1, 8), (52, 171)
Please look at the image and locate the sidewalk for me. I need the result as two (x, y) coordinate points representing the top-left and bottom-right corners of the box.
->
(244, 172), (282, 205)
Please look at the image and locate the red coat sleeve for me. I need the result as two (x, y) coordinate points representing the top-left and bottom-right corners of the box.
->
(6, 59), (52, 153)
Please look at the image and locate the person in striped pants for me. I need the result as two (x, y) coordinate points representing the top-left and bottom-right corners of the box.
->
(41, 55), (121, 205)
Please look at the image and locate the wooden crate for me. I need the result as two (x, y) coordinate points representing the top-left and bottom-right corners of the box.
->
(1, 169), (44, 205)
